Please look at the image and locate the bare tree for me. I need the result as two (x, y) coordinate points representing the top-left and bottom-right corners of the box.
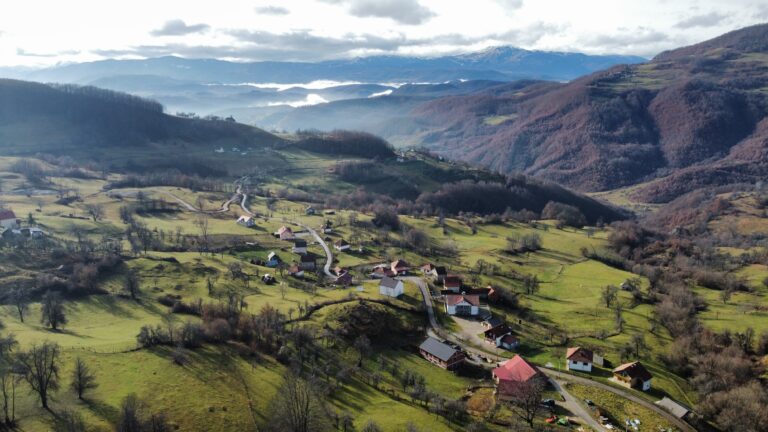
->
(353, 335), (371, 368)
(268, 375), (329, 432)
(41, 291), (67, 330)
(84, 203), (105, 222)
(52, 409), (86, 432)
(18, 342), (60, 410)
(601, 285), (618, 308)
(10, 286), (29, 323)
(194, 213), (210, 254)
(123, 269), (141, 300)
(508, 377), (546, 428)
(0, 335), (19, 426)
(70, 357), (97, 400)
(631, 333), (647, 358)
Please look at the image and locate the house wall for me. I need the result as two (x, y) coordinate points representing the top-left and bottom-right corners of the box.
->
(379, 284), (403, 297)
(446, 304), (479, 316)
(0, 219), (18, 230)
(293, 247), (307, 254)
(567, 360), (592, 372)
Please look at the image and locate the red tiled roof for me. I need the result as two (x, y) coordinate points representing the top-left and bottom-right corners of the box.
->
(613, 362), (653, 381)
(445, 294), (480, 306)
(277, 226), (293, 234)
(493, 355), (540, 383)
(566, 347), (594, 363)
(0, 210), (16, 220)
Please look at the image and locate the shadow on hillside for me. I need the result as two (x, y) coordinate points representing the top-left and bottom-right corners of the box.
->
(84, 398), (120, 425)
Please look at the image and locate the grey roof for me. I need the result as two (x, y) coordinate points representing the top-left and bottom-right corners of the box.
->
(485, 316), (504, 328)
(419, 337), (458, 362)
(656, 397), (690, 419)
(293, 239), (307, 247)
(380, 276), (401, 289)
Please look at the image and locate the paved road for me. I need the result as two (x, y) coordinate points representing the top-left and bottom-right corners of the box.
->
(542, 368), (694, 432)
(548, 377), (606, 431)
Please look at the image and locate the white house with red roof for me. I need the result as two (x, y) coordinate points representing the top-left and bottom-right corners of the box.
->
(276, 226), (294, 240)
(492, 355), (545, 401)
(566, 347), (594, 372)
(443, 275), (462, 292)
(444, 294), (480, 316)
(0, 210), (19, 230)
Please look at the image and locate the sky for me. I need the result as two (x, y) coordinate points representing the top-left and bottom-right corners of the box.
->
(1, 0), (767, 67)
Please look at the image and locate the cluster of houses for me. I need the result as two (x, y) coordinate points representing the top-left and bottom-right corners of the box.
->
(0, 209), (46, 239)
(565, 346), (652, 391)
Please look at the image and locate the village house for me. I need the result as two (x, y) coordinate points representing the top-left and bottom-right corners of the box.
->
(333, 266), (347, 276)
(334, 271), (353, 286)
(334, 239), (350, 252)
(421, 263), (436, 274)
(432, 266), (447, 283)
(444, 294), (480, 316)
(390, 259), (409, 275)
(237, 215), (255, 227)
(292, 239), (308, 254)
(276, 226), (294, 240)
(320, 221), (333, 234)
(288, 265), (304, 278)
(299, 254), (316, 271)
(418, 337), (465, 370)
(266, 252), (281, 268)
(484, 325), (519, 350)
(369, 264), (395, 279)
(482, 316), (504, 329)
(379, 276), (404, 298)
(566, 347), (594, 372)
(443, 275), (462, 292)
(305, 206), (317, 215)
(20, 227), (46, 238)
(0, 210), (19, 230)
(492, 355), (545, 401)
(613, 361), (653, 391)
(656, 397), (692, 421)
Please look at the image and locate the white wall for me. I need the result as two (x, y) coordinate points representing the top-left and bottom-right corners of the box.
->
(567, 360), (592, 372)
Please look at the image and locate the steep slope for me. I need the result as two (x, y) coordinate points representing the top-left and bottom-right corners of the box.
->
(409, 24), (768, 202)
(0, 79), (284, 159)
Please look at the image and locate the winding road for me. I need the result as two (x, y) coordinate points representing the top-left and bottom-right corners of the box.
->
(403, 274), (694, 432)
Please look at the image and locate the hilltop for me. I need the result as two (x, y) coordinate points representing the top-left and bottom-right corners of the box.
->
(402, 24), (768, 202)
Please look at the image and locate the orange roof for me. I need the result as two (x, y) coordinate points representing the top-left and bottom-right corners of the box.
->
(566, 347), (594, 363)
(445, 294), (480, 306)
(0, 210), (16, 220)
(493, 355), (540, 383)
(613, 362), (652, 381)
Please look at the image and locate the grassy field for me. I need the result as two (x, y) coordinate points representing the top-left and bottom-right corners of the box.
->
(1, 152), (753, 430)
(565, 383), (677, 431)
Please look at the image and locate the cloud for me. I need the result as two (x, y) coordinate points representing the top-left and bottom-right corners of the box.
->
(323, 0), (436, 25)
(17, 48), (80, 57)
(496, 0), (523, 11)
(578, 27), (671, 56)
(255, 6), (290, 15)
(151, 19), (210, 36)
(674, 12), (728, 29)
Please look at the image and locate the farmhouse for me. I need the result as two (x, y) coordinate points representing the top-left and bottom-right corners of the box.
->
(276, 226), (294, 240)
(369, 265), (395, 279)
(444, 294), (480, 316)
(391, 259), (409, 275)
(288, 265), (304, 278)
(484, 324), (519, 350)
(379, 276), (404, 298)
(305, 206), (317, 215)
(0, 210), (19, 230)
(482, 316), (504, 329)
(292, 239), (308, 254)
(613, 361), (653, 391)
(492, 355), (544, 401)
(443, 275), (462, 292)
(334, 239), (350, 251)
(418, 337), (465, 370)
(266, 252), (281, 268)
(299, 254), (317, 271)
(566, 347), (594, 372)
(334, 271), (353, 286)
(320, 221), (333, 233)
(236, 215), (255, 227)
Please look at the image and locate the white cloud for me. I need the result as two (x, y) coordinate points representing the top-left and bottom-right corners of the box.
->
(0, 0), (766, 67)
(268, 93), (329, 107)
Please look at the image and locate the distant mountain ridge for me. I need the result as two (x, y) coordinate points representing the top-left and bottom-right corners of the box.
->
(17, 47), (645, 85)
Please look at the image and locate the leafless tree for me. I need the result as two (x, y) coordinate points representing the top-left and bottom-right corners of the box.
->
(0, 335), (19, 426)
(10, 286), (29, 323)
(508, 377), (546, 428)
(124, 269), (141, 300)
(84, 203), (105, 222)
(41, 291), (67, 330)
(70, 357), (97, 400)
(18, 342), (60, 410)
(268, 374), (329, 432)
